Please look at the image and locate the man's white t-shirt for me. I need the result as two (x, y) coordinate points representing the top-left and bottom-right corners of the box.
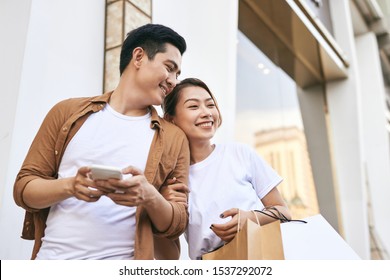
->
(186, 142), (282, 260)
(36, 104), (154, 259)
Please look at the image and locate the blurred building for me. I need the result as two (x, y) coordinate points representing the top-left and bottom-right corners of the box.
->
(255, 126), (320, 219)
(1, 0), (390, 260)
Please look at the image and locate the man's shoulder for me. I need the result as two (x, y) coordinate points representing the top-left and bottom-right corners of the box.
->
(51, 93), (108, 114)
(56, 94), (104, 107)
(159, 117), (182, 131)
(41, 94), (107, 124)
(158, 118), (187, 138)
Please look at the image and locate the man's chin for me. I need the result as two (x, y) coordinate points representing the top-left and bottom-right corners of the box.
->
(152, 100), (163, 107)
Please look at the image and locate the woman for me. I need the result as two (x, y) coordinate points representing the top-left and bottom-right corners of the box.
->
(162, 78), (291, 260)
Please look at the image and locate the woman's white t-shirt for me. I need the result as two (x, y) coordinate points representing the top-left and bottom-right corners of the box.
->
(186, 142), (282, 260)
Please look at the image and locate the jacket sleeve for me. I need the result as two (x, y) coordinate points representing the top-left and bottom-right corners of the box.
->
(13, 101), (66, 212)
(153, 129), (190, 239)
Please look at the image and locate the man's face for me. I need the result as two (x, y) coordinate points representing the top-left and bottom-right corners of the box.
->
(136, 43), (182, 106)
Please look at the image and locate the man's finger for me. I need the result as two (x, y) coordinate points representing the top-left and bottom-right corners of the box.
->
(165, 177), (177, 185)
(122, 165), (143, 176)
(78, 166), (91, 176)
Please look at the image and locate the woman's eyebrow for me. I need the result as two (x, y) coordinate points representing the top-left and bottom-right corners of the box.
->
(183, 97), (213, 104)
(183, 98), (200, 104)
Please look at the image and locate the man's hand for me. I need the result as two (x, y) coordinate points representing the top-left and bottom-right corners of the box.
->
(96, 165), (158, 207)
(94, 165), (178, 233)
(72, 166), (105, 202)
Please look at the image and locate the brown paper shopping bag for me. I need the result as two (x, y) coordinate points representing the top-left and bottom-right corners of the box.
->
(202, 218), (284, 260)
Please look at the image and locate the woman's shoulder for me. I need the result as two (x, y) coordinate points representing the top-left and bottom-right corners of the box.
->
(218, 141), (253, 153)
(215, 142), (256, 161)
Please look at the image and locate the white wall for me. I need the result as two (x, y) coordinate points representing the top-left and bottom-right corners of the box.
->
(0, 0), (105, 259)
(152, 0), (239, 259)
(327, 0), (370, 259)
(0, 0), (33, 260)
(0, 0), (31, 216)
(355, 32), (390, 256)
(152, 0), (239, 143)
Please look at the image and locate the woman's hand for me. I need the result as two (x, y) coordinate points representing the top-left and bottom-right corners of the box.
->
(210, 208), (254, 243)
(160, 177), (190, 208)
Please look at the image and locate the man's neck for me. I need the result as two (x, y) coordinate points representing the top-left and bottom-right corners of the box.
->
(109, 87), (149, 116)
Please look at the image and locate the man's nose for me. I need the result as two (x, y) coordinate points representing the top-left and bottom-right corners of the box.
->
(167, 73), (178, 89)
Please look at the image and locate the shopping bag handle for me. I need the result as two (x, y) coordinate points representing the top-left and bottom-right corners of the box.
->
(254, 206), (307, 224)
(251, 210), (261, 226)
(237, 209), (241, 233)
(238, 210), (261, 234)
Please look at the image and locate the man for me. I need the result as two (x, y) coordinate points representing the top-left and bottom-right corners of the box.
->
(13, 24), (190, 260)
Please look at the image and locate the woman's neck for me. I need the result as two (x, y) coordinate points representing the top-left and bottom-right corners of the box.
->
(189, 141), (215, 164)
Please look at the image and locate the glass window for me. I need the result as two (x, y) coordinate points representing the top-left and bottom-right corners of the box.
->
(235, 30), (319, 219)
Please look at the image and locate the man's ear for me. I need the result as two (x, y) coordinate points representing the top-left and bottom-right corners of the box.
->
(133, 47), (145, 68)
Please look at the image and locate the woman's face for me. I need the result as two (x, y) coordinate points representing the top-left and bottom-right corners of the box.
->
(172, 86), (220, 143)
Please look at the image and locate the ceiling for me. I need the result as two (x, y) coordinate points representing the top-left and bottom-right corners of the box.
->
(238, 0), (349, 89)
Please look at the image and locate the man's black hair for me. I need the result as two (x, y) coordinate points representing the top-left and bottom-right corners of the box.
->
(119, 24), (187, 75)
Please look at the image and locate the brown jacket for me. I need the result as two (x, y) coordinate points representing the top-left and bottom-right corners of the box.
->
(13, 91), (190, 259)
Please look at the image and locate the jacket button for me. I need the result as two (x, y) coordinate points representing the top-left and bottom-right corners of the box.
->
(62, 127), (67, 132)
(55, 150), (58, 155)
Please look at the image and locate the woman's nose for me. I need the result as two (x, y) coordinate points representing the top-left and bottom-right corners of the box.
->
(201, 107), (212, 118)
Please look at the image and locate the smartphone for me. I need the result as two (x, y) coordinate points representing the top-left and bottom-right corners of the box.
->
(90, 164), (123, 180)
